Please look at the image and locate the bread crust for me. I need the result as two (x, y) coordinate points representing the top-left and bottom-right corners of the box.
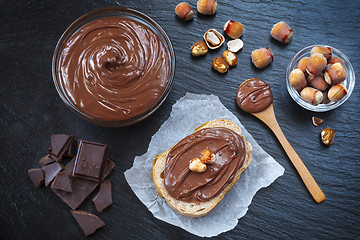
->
(152, 119), (252, 217)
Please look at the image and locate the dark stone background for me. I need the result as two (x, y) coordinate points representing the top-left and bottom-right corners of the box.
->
(1, 0), (359, 239)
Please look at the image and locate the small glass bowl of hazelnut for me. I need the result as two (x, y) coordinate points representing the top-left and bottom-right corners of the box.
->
(286, 45), (355, 112)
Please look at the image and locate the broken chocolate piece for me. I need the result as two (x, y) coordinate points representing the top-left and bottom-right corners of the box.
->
(27, 168), (45, 188)
(52, 158), (115, 210)
(49, 134), (74, 162)
(93, 180), (112, 212)
(42, 162), (63, 187)
(64, 140), (76, 158)
(312, 116), (325, 127)
(71, 210), (105, 237)
(52, 171), (72, 193)
(73, 140), (108, 182)
(38, 154), (56, 167)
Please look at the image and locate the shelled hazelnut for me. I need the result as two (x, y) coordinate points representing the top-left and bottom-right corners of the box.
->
(189, 158), (207, 173)
(191, 40), (208, 56)
(224, 20), (244, 39)
(175, 2), (194, 21)
(222, 50), (238, 66)
(251, 47), (274, 69)
(227, 39), (243, 53)
(321, 128), (335, 146)
(270, 21), (294, 44)
(197, 0), (217, 15)
(212, 57), (229, 73)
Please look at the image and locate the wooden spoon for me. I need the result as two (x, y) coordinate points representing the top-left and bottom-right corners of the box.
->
(237, 78), (325, 203)
(252, 104), (326, 203)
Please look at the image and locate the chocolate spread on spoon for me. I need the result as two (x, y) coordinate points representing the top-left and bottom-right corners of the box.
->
(236, 78), (273, 113)
(59, 16), (171, 121)
(164, 127), (246, 202)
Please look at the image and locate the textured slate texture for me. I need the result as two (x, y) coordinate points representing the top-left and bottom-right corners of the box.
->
(0, 0), (359, 239)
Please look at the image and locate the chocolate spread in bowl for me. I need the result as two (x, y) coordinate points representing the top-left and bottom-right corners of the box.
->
(236, 78), (273, 113)
(59, 16), (171, 121)
(164, 127), (246, 203)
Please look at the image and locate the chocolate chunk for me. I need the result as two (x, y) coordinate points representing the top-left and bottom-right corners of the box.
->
(93, 180), (112, 212)
(42, 162), (63, 187)
(38, 154), (56, 167)
(27, 168), (44, 188)
(49, 134), (74, 162)
(71, 210), (105, 237)
(52, 158), (115, 210)
(51, 171), (72, 193)
(64, 140), (76, 158)
(73, 140), (108, 182)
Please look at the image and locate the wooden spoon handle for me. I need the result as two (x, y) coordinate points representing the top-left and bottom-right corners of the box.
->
(271, 120), (326, 203)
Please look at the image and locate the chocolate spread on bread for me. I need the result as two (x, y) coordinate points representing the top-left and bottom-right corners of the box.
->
(236, 78), (273, 113)
(164, 127), (246, 202)
(59, 17), (171, 121)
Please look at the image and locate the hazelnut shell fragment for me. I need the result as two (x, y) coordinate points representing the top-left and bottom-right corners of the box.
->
(197, 0), (217, 15)
(270, 21), (294, 44)
(224, 20), (244, 39)
(191, 40), (208, 56)
(321, 128), (335, 146)
(203, 29), (225, 49)
(175, 2), (195, 21)
(251, 47), (274, 69)
(222, 50), (238, 66)
(212, 57), (229, 73)
(312, 116), (324, 127)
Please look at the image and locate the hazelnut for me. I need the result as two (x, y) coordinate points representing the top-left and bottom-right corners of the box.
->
(300, 87), (323, 105)
(189, 158), (207, 173)
(327, 57), (344, 67)
(312, 116), (324, 127)
(191, 40), (208, 56)
(227, 39), (244, 53)
(321, 128), (335, 146)
(251, 47), (274, 69)
(328, 84), (347, 102)
(270, 21), (294, 44)
(324, 62), (347, 85)
(175, 2), (194, 21)
(322, 90), (330, 104)
(306, 53), (327, 76)
(289, 69), (307, 91)
(296, 57), (309, 73)
(310, 46), (332, 61)
(307, 74), (328, 91)
(212, 57), (229, 73)
(200, 149), (216, 164)
(222, 50), (238, 66)
(203, 29), (225, 49)
(197, 0), (217, 15)
(224, 20), (244, 39)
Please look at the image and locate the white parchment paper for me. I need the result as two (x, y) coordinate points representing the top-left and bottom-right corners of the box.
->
(124, 93), (285, 237)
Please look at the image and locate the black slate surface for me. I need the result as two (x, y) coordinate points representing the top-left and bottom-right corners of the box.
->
(1, 0), (359, 239)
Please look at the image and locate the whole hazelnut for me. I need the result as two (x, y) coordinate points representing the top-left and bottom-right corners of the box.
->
(322, 90), (330, 104)
(310, 46), (332, 61)
(197, 0), (217, 15)
(212, 57), (229, 73)
(270, 21), (294, 44)
(327, 57), (344, 67)
(300, 87), (323, 105)
(224, 20), (244, 39)
(222, 50), (238, 66)
(175, 2), (194, 21)
(289, 69), (307, 91)
(324, 62), (347, 85)
(328, 84), (347, 102)
(307, 74), (328, 91)
(296, 57), (309, 73)
(306, 53), (327, 76)
(251, 47), (274, 69)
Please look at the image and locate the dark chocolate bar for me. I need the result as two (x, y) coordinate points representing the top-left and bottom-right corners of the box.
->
(27, 168), (45, 188)
(52, 157), (115, 210)
(52, 171), (72, 193)
(72, 140), (108, 182)
(92, 180), (112, 212)
(71, 210), (105, 237)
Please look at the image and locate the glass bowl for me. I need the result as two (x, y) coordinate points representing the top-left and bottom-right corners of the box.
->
(286, 45), (355, 112)
(52, 7), (175, 127)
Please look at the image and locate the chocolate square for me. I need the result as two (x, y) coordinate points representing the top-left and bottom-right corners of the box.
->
(27, 168), (44, 188)
(72, 140), (108, 182)
(52, 157), (115, 210)
(51, 171), (72, 193)
(92, 180), (112, 212)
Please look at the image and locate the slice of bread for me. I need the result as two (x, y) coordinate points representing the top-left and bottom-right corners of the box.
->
(152, 119), (252, 217)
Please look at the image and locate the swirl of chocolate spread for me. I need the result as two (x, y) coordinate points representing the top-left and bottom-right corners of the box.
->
(59, 16), (171, 121)
(164, 127), (246, 202)
(236, 78), (273, 113)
